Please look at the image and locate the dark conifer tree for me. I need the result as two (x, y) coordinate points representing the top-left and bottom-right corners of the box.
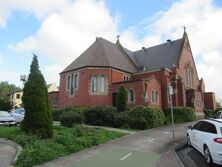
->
(21, 55), (53, 138)
(117, 86), (127, 112)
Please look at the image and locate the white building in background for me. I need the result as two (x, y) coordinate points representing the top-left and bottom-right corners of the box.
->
(8, 90), (23, 109)
(8, 83), (59, 109)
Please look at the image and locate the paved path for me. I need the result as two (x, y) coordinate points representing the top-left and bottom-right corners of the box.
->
(0, 143), (17, 167)
(37, 122), (194, 167)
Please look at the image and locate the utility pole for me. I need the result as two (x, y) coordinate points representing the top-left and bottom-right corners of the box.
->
(168, 84), (175, 143)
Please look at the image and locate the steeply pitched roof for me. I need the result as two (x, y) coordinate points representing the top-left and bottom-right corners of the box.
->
(62, 34), (185, 74)
(62, 38), (137, 73)
(133, 39), (183, 71)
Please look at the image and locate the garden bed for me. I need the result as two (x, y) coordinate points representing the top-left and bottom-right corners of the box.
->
(0, 125), (125, 167)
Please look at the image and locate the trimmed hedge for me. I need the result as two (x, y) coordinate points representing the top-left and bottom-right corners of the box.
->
(164, 107), (196, 124)
(60, 111), (84, 127)
(51, 107), (87, 121)
(84, 106), (116, 127)
(203, 108), (214, 119)
(129, 106), (165, 129)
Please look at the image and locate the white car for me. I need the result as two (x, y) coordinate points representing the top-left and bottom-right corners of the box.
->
(214, 111), (222, 120)
(187, 119), (222, 166)
(10, 108), (25, 123)
(0, 111), (16, 126)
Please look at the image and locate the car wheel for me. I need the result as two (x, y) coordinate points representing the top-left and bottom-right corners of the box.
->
(187, 134), (192, 147)
(204, 146), (213, 166)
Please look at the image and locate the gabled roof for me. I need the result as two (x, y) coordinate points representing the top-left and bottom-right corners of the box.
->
(133, 38), (183, 71)
(62, 37), (137, 73)
(62, 33), (188, 74)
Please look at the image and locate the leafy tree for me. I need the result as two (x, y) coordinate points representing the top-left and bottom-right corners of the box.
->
(0, 81), (20, 97)
(117, 86), (127, 112)
(0, 96), (13, 111)
(21, 55), (53, 139)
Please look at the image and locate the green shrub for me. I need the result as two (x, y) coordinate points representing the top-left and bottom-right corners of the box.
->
(203, 108), (214, 119)
(164, 107), (196, 124)
(60, 111), (84, 127)
(128, 118), (148, 130)
(84, 106), (116, 126)
(113, 112), (129, 128)
(51, 109), (63, 121)
(129, 106), (165, 128)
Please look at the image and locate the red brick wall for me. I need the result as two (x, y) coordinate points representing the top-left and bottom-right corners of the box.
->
(48, 91), (59, 109)
(204, 92), (216, 111)
(132, 69), (170, 109)
(110, 77), (162, 108)
(59, 68), (130, 108)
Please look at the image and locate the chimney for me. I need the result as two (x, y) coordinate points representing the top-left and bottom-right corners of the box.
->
(167, 39), (171, 45)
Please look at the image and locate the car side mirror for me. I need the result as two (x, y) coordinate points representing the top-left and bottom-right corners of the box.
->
(188, 125), (193, 130)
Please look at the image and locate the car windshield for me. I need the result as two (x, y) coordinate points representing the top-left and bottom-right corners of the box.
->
(15, 108), (25, 114)
(0, 111), (10, 117)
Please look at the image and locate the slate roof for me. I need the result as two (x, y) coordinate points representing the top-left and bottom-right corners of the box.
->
(62, 38), (137, 73)
(133, 39), (183, 71)
(62, 36), (184, 73)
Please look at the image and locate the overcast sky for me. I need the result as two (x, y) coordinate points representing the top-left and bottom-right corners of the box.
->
(0, 0), (222, 100)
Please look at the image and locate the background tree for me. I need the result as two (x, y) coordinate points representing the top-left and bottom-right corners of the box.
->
(22, 55), (53, 139)
(0, 81), (19, 110)
(0, 96), (13, 111)
(117, 86), (127, 112)
(0, 81), (20, 97)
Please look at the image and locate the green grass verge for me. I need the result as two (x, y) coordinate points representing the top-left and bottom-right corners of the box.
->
(0, 125), (125, 167)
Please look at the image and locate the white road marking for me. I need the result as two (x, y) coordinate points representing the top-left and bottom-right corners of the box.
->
(144, 137), (151, 141)
(148, 138), (154, 142)
(120, 153), (132, 161)
(144, 137), (155, 142)
(180, 127), (185, 129)
(163, 131), (169, 134)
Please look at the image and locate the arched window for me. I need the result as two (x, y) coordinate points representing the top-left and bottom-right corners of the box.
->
(151, 90), (159, 104)
(91, 76), (97, 92)
(185, 65), (193, 87)
(128, 89), (135, 103)
(99, 76), (106, 93)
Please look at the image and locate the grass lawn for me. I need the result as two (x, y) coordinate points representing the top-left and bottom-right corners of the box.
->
(0, 125), (125, 167)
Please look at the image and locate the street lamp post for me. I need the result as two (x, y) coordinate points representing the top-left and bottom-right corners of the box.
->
(168, 84), (175, 143)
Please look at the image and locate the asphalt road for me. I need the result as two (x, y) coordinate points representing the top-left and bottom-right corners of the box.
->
(0, 143), (16, 167)
(38, 122), (193, 167)
(177, 145), (222, 167)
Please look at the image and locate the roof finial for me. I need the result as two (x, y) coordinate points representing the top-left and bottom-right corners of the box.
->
(183, 26), (186, 32)
(116, 35), (120, 44)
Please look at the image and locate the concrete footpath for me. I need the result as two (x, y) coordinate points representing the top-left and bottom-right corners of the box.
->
(0, 143), (17, 167)
(37, 122), (193, 167)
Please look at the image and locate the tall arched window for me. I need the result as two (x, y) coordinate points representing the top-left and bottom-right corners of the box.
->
(185, 65), (193, 87)
(99, 76), (105, 93)
(91, 76), (97, 92)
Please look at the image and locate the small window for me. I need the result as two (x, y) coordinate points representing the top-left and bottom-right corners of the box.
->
(67, 75), (71, 89)
(70, 74), (74, 95)
(151, 90), (158, 104)
(16, 94), (20, 99)
(74, 74), (78, 88)
(128, 89), (135, 103)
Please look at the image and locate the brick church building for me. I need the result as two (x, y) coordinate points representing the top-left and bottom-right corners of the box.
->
(57, 31), (216, 115)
